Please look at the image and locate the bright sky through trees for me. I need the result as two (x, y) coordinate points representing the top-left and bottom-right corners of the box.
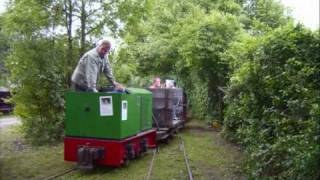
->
(280, 0), (319, 30)
(0, 0), (319, 30)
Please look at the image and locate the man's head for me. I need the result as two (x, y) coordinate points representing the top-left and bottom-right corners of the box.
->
(153, 77), (161, 87)
(97, 40), (111, 58)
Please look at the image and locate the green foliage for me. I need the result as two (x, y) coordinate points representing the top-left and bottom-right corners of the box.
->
(0, 16), (10, 86)
(186, 72), (210, 119)
(1, 0), (148, 144)
(117, 0), (242, 120)
(117, 0), (290, 122)
(2, 0), (319, 178)
(243, 0), (292, 32)
(175, 10), (241, 120)
(3, 0), (51, 36)
(223, 24), (320, 179)
(2, 0), (68, 144)
(6, 39), (66, 144)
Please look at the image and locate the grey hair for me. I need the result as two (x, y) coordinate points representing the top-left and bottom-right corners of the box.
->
(97, 39), (111, 47)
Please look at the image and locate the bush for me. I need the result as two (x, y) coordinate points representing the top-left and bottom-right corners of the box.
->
(6, 39), (66, 144)
(223, 24), (320, 179)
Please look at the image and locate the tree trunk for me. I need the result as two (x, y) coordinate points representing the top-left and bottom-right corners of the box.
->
(64, 0), (73, 87)
(80, 0), (87, 56)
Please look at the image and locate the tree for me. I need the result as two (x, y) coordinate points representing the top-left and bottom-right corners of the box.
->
(117, 0), (242, 120)
(0, 16), (9, 86)
(242, 0), (292, 32)
(2, 0), (149, 143)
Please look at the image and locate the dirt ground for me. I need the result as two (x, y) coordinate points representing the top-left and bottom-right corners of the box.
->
(0, 115), (21, 128)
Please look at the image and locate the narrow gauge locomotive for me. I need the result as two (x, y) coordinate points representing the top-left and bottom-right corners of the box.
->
(64, 87), (186, 169)
(64, 88), (157, 169)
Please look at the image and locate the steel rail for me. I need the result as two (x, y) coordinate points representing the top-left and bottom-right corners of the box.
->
(44, 167), (78, 180)
(145, 149), (157, 180)
(179, 136), (193, 180)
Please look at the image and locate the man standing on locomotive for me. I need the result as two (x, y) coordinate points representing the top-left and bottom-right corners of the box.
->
(71, 40), (124, 92)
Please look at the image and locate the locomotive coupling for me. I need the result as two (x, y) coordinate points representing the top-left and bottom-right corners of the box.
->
(77, 146), (105, 170)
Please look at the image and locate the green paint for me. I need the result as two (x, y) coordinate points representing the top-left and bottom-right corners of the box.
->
(65, 88), (153, 139)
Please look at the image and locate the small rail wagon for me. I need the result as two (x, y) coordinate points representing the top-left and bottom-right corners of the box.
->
(64, 88), (156, 169)
(148, 88), (187, 141)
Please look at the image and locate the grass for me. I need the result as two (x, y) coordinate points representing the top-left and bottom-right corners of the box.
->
(0, 126), (73, 180)
(0, 120), (245, 180)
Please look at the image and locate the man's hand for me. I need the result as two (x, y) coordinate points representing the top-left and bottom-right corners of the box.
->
(114, 82), (125, 91)
(88, 87), (98, 92)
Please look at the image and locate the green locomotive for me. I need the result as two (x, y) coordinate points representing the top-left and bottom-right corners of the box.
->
(64, 88), (156, 169)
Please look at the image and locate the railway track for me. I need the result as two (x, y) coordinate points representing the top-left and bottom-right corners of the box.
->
(145, 135), (193, 180)
(179, 136), (194, 180)
(43, 167), (78, 180)
(43, 136), (193, 180)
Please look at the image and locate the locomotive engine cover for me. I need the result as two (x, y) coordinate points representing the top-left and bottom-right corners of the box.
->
(65, 88), (153, 139)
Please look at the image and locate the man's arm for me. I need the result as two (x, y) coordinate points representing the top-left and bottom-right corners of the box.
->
(103, 58), (125, 90)
(102, 58), (116, 86)
(85, 55), (99, 92)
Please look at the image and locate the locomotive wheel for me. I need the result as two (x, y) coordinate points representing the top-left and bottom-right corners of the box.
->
(123, 158), (130, 167)
(136, 151), (142, 158)
(163, 137), (170, 144)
